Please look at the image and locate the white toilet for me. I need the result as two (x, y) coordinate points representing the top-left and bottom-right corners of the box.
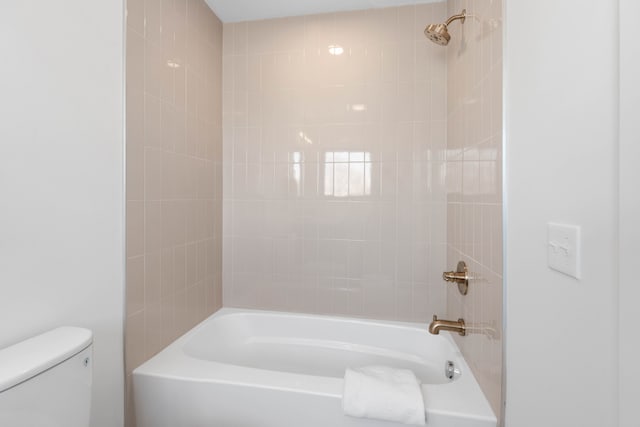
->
(0, 327), (93, 427)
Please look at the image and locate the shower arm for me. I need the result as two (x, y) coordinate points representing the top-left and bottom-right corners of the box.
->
(445, 10), (466, 26)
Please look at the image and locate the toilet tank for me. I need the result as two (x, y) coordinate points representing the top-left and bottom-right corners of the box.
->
(0, 327), (93, 427)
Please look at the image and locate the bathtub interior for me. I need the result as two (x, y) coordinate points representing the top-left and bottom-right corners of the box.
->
(183, 311), (456, 384)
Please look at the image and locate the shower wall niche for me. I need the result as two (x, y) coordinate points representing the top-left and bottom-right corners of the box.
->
(222, 4), (450, 321)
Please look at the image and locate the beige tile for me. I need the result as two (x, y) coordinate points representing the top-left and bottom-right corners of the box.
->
(144, 147), (163, 200)
(126, 255), (145, 316)
(222, 23), (234, 56)
(144, 39), (162, 97)
(185, 283), (201, 326)
(144, 200), (162, 253)
(144, 298), (163, 358)
(362, 287), (395, 319)
(204, 276), (216, 314)
(174, 289), (188, 335)
(160, 102), (175, 152)
(144, 250), (162, 304)
(125, 0), (222, 412)
(161, 0), (176, 44)
(160, 42), (175, 103)
(397, 6), (416, 42)
(160, 151), (176, 200)
(125, 312), (145, 375)
(161, 247), (174, 297)
(161, 201), (183, 247)
(185, 242), (197, 287)
(126, 0), (144, 35)
(126, 89), (145, 201)
(144, 94), (162, 148)
(175, 66), (186, 110)
(160, 294), (176, 346)
(196, 119), (209, 158)
(213, 273), (223, 310)
(174, 107), (187, 154)
(144, 0), (161, 44)
(173, 245), (187, 291)
(231, 22), (249, 55)
(443, 0), (503, 417)
(126, 201), (144, 258)
(194, 281), (207, 321)
(197, 240), (207, 282)
(185, 112), (198, 156)
(126, 30), (145, 95)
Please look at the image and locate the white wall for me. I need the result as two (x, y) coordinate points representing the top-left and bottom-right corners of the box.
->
(619, 0), (640, 425)
(0, 2), (125, 427)
(504, 1), (618, 426)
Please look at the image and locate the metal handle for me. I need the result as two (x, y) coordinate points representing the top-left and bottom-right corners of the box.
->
(443, 271), (468, 282)
(442, 261), (469, 295)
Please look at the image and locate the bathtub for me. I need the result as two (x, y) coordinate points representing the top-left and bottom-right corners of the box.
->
(133, 308), (496, 427)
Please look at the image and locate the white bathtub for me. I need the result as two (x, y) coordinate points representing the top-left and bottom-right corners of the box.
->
(133, 308), (496, 427)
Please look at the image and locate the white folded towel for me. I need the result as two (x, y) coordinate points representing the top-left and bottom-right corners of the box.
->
(342, 366), (426, 426)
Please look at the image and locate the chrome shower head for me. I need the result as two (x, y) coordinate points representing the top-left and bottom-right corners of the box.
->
(424, 9), (466, 46)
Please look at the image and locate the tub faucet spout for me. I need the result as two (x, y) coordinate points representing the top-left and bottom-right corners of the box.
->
(429, 315), (466, 336)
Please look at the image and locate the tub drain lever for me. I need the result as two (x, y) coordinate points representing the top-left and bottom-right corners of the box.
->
(445, 361), (461, 381)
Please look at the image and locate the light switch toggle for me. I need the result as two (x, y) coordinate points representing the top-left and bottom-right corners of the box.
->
(548, 241), (571, 255)
(547, 223), (581, 279)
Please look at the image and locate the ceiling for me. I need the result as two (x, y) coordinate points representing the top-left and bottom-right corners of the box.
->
(205, 0), (442, 23)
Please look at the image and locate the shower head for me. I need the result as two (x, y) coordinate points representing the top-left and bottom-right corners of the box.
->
(424, 9), (466, 46)
(424, 23), (451, 45)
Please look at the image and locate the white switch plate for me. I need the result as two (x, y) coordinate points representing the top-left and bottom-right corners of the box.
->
(547, 223), (581, 279)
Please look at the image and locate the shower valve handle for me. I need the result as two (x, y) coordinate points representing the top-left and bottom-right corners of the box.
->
(442, 261), (469, 295)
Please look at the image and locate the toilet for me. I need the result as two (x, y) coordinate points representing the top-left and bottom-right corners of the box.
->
(0, 327), (93, 426)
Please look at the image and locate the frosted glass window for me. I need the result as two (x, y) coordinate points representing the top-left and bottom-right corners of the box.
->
(323, 151), (371, 197)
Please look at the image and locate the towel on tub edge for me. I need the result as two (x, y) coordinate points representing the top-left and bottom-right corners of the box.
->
(342, 365), (426, 426)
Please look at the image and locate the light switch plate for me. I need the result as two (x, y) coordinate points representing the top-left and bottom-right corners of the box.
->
(547, 223), (581, 279)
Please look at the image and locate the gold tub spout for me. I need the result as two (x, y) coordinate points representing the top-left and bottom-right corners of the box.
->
(429, 315), (466, 336)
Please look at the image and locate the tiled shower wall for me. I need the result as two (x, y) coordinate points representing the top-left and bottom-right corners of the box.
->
(124, 0), (223, 425)
(222, 4), (449, 321)
(445, 0), (503, 417)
